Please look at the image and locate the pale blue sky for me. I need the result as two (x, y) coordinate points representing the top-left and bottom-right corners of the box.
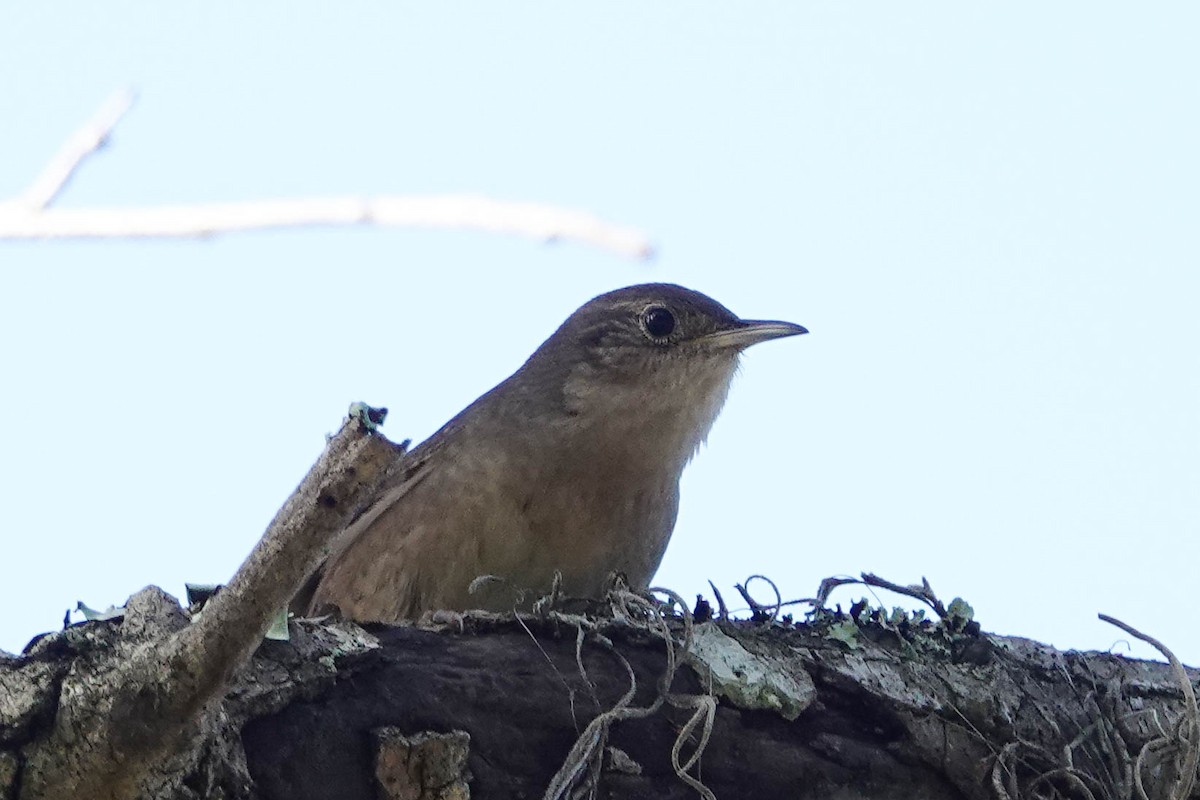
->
(1, 4), (1197, 662)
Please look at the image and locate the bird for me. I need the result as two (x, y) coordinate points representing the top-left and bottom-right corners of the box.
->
(300, 283), (806, 622)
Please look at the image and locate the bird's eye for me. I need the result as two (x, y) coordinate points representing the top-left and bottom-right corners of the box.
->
(641, 306), (676, 339)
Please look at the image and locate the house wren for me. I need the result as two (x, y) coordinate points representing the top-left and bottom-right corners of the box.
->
(303, 283), (806, 621)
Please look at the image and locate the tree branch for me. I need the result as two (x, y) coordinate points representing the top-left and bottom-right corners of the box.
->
(20, 406), (407, 800)
(0, 91), (654, 259)
(17, 88), (136, 211)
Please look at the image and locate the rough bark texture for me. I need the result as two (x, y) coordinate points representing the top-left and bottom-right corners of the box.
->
(2, 596), (1196, 800)
(8, 410), (404, 800)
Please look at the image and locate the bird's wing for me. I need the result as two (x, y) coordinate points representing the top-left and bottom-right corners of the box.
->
(290, 447), (435, 616)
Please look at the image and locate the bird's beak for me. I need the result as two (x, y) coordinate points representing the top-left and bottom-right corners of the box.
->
(698, 319), (809, 350)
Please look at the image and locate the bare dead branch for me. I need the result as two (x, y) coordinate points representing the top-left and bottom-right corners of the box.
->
(0, 92), (654, 259)
(20, 406), (406, 800)
(865, 574), (944, 616)
(17, 88), (136, 211)
(1099, 614), (1199, 800)
(734, 574), (783, 621)
(815, 572), (951, 618)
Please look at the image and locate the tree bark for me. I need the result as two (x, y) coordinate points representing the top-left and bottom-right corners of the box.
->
(7, 408), (404, 800)
(4, 599), (1195, 800)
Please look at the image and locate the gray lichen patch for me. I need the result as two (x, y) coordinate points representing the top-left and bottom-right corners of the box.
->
(686, 622), (816, 721)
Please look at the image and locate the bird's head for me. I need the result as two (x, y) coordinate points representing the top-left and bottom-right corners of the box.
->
(519, 283), (807, 463)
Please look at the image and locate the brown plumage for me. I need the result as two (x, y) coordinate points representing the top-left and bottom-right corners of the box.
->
(300, 283), (806, 622)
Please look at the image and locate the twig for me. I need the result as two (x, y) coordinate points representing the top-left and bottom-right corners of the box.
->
(544, 587), (715, 800)
(18, 88), (136, 210)
(0, 196), (654, 257)
(543, 628), (646, 800)
(667, 692), (716, 800)
(816, 573), (952, 620)
(0, 92), (654, 260)
(1135, 738), (1174, 800)
(21, 405), (405, 800)
(990, 741), (1020, 800)
(1099, 614), (1199, 800)
(861, 574), (949, 618)
(707, 580), (729, 623)
(734, 574), (782, 622)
